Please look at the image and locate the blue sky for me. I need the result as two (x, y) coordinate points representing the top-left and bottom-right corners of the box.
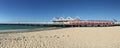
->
(0, 0), (120, 22)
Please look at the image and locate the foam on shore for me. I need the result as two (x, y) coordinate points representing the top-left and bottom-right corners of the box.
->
(0, 27), (61, 33)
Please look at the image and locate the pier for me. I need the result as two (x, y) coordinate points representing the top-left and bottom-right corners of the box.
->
(0, 22), (120, 27)
(0, 17), (120, 27)
(0, 22), (72, 27)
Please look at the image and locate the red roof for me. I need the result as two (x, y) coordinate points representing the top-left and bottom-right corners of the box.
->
(70, 20), (114, 25)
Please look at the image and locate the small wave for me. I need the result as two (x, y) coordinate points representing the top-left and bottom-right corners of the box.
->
(0, 27), (61, 33)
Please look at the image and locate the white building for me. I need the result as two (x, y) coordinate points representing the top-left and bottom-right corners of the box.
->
(52, 16), (75, 24)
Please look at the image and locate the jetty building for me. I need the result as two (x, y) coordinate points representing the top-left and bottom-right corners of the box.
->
(52, 17), (114, 27)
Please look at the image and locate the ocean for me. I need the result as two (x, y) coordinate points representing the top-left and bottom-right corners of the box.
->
(0, 24), (49, 30)
(0, 24), (56, 32)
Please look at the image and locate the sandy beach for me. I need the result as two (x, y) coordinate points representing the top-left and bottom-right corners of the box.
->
(0, 26), (120, 48)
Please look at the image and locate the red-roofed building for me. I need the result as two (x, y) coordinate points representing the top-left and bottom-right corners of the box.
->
(52, 16), (114, 27)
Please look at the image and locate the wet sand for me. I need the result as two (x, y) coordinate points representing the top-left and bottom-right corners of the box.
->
(0, 26), (120, 48)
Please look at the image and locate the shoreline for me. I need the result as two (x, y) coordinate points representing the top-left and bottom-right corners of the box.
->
(0, 26), (118, 33)
(0, 27), (62, 33)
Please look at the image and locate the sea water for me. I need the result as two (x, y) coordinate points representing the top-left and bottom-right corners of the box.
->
(0, 24), (50, 30)
(0, 24), (56, 32)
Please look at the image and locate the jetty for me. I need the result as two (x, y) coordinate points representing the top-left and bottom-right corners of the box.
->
(0, 17), (120, 27)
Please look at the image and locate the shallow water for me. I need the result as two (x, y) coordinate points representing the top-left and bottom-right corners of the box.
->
(0, 24), (59, 33)
(0, 24), (50, 30)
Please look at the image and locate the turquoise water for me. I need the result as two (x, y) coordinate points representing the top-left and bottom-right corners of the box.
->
(0, 24), (50, 30)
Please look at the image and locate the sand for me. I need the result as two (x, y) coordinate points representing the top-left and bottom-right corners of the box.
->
(0, 26), (120, 48)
